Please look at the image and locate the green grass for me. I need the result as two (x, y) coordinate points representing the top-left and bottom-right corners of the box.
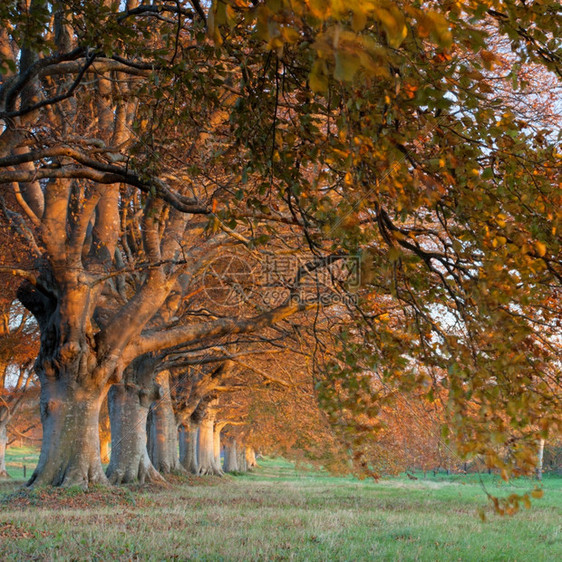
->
(1, 448), (561, 561)
(2, 444), (39, 480)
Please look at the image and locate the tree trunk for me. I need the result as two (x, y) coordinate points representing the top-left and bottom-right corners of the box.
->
(27, 380), (108, 488)
(246, 446), (257, 469)
(537, 438), (546, 481)
(223, 438), (239, 473)
(237, 445), (248, 473)
(179, 422), (199, 474)
(213, 424), (223, 470)
(147, 371), (183, 473)
(198, 410), (223, 476)
(0, 420), (8, 479)
(106, 384), (164, 484)
(100, 435), (110, 465)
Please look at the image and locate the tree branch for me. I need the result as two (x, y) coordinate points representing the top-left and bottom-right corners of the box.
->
(129, 300), (313, 360)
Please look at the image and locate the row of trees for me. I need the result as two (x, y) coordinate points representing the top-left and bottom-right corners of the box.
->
(0, 0), (560, 500)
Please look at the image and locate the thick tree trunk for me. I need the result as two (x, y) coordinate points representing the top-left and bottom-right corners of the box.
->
(179, 422), (199, 474)
(246, 446), (257, 469)
(223, 438), (239, 473)
(106, 384), (164, 484)
(27, 380), (108, 488)
(198, 411), (223, 476)
(0, 420), (8, 479)
(147, 371), (183, 473)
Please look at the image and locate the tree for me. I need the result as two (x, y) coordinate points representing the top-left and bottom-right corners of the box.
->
(1, 0), (560, 493)
(106, 355), (163, 484)
(225, 0), (562, 483)
(147, 370), (184, 475)
(0, 1), (312, 486)
(0, 296), (38, 478)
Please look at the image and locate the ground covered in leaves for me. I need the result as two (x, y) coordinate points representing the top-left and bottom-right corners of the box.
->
(0, 455), (561, 561)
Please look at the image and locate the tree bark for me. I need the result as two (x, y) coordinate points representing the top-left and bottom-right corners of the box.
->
(213, 424), (223, 470)
(537, 438), (546, 481)
(100, 433), (110, 465)
(246, 446), (257, 469)
(0, 419), (8, 478)
(198, 405), (223, 476)
(179, 422), (199, 474)
(223, 438), (239, 473)
(147, 370), (183, 473)
(27, 379), (108, 488)
(106, 383), (164, 485)
(237, 444), (248, 473)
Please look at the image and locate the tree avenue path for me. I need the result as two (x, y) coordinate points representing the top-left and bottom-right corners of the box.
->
(1, 456), (561, 561)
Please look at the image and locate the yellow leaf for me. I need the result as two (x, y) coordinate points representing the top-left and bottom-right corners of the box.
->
(309, 59), (329, 92)
(352, 9), (367, 32)
(308, 0), (331, 19)
(534, 241), (547, 257)
(388, 247), (401, 261)
(531, 488), (544, 499)
(374, 6), (408, 49)
(334, 50), (361, 81)
(425, 11), (452, 48)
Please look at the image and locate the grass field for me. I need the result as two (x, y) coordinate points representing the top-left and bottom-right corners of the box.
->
(1, 449), (561, 561)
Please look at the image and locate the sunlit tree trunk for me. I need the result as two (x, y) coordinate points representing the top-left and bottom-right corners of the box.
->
(213, 422), (229, 471)
(179, 421), (199, 474)
(198, 402), (223, 476)
(537, 438), (546, 481)
(100, 436), (110, 465)
(246, 446), (257, 469)
(148, 370), (183, 473)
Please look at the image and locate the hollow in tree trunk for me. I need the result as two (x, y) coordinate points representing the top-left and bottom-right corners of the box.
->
(179, 421), (199, 474)
(147, 371), (183, 473)
(106, 381), (164, 485)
